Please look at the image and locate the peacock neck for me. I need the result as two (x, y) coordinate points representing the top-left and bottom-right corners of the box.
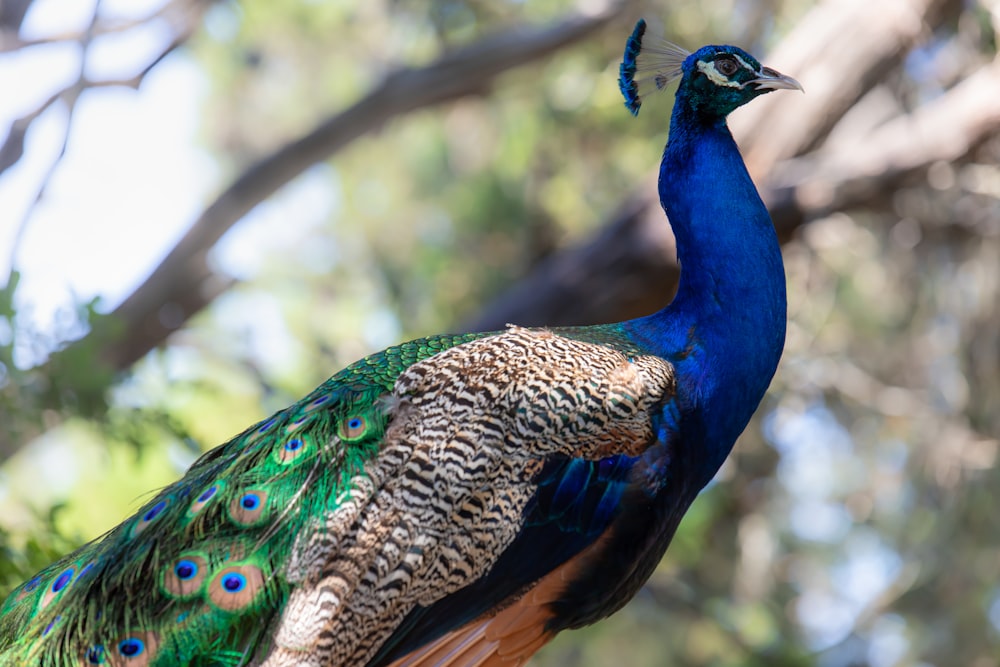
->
(624, 92), (787, 485)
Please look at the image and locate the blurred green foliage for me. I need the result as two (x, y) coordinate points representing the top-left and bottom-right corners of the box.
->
(0, 506), (78, 595)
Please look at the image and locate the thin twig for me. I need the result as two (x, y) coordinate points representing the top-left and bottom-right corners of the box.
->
(3, 4), (198, 285)
(5, 0), (103, 285)
(94, 0), (631, 371)
(0, 0), (200, 53)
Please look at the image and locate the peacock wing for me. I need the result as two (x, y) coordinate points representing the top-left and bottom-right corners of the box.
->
(262, 326), (676, 667)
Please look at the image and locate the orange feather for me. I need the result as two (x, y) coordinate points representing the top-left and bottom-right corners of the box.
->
(388, 531), (613, 667)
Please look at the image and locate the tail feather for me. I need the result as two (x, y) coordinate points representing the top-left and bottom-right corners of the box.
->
(0, 382), (392, 666)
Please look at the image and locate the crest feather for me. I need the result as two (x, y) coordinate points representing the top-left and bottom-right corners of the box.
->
(618, 19), (691, 115)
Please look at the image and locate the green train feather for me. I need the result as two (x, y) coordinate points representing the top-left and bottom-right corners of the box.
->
(0, 333), (483, 666)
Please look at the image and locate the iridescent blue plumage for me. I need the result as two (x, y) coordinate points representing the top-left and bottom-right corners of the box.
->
(618, 18), (647, 114)
(0, 21), (800, 667)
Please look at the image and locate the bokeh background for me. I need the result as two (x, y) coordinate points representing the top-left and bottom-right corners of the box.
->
(1, 0), (999, 665)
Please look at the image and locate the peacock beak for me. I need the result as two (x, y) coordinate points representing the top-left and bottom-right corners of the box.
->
(749, 66), (803, 92)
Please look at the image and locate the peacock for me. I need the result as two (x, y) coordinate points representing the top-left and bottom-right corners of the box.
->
(0, 19), (801, 667)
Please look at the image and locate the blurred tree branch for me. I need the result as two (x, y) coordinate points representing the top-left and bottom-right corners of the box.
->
(1, 0), (207, 275)
(0, 0), (207, 180)
(768, 53), (1000, 227)
(0, 0), (211, 461)
(0, 0), (203, 53)
(0, 0), (32, 36)
(4, 0), (997, 463)
(0, 0), (632, 461)
(470, 0), (994, 332)
(96, 0), (630, 373)
(731, 0), (959, 171)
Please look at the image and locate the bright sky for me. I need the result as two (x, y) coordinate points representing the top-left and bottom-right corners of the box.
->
(0, 0), (343, 373)
(0, 0), (346, 515)
(0, 0), (215, 337)
(0, 0), (218, 534)
(0, 0), (340, 544)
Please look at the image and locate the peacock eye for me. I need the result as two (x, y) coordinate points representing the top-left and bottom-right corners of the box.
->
(339, 415), (368, 440)
(715, 56), (738, 76)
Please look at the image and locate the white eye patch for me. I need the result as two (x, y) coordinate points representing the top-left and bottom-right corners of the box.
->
(696, 55), (757, 89)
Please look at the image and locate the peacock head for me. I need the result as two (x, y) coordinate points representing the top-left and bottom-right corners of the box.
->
(619, 19), (802, 119)
(679, 45), (802, 118)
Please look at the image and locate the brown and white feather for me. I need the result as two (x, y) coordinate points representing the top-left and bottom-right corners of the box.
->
(261, 327), (674, 666)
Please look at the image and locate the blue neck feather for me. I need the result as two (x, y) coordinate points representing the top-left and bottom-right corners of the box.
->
(624, 86), (787, 486)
